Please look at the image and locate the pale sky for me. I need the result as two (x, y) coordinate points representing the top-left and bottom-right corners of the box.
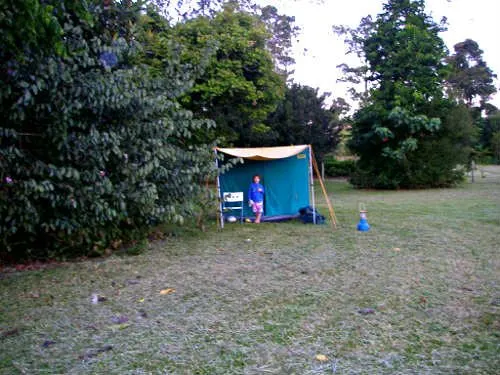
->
(258, 0), (500, 109)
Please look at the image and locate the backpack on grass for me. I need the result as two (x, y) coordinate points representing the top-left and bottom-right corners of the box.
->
(298, 206), (325, 224)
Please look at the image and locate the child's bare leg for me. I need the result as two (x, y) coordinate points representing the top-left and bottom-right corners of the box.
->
(255, 212), (261, 223)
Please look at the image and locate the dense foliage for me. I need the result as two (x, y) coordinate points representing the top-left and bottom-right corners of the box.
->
(173, 3), (286, 145)
(478, 112), (500, 163)
(0, 0), (217, 259)
(338, 0), (474, 188)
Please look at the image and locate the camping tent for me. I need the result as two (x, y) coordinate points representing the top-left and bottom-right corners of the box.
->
(216, 145), (312, 220)
(215, 145), (336, 228)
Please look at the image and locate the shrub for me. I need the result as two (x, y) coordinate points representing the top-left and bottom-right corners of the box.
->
(324, 158), (357, 177)
(471, 147), (495, 165)
(348, 104), (473, 189)
(0, 1), (216, 260)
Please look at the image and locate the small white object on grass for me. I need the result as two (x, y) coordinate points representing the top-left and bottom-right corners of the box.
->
(91, 293), (106, 304)
(245, 238), (251, 242)
(226, 216), (237, 223)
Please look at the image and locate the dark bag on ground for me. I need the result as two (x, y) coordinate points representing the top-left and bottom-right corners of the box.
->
(298, 206), (325, 224)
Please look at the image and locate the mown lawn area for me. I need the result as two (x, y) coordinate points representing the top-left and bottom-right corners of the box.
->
(1, 167), (499, 374)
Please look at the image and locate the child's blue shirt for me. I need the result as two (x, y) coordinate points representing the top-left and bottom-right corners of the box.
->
(248, 183), (264, 203)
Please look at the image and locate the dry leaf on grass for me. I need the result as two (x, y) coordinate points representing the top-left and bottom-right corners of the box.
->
(109, 323), (130, 331)
(160, 288), (175, 295)
(315, 354), (328, 362)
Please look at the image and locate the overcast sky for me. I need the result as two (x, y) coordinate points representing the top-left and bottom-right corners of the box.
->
(257, 0), (500, 109)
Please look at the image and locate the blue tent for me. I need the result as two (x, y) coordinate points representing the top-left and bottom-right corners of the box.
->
(215, 145), (317, 225)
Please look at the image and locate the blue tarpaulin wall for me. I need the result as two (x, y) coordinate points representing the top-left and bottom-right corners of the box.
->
(219, 149), (311, 217)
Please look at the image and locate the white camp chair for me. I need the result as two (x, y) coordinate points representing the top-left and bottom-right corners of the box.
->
(222, 192), (244, 223)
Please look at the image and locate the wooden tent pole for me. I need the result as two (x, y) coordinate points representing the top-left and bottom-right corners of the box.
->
(214, 149), (224, 229)
(308, 145), (317, 224)
(311, 148), (338, 229)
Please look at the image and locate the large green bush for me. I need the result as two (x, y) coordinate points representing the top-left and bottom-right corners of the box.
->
(0, 1), (216, 260)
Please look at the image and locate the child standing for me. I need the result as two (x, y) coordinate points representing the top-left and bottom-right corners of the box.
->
(248, 175), (265, 223)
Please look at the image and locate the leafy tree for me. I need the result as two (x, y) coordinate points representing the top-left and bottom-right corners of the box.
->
(330, 97), (351, 117)
(362, 0), (447, 111)
(479, 111), (500, 160)
(0, 0), (216, 259)
(337, 0), (472, 188)
(405, 103), (474, 185)
(156, 1), (299, 76)
(0, 0), (64, 59)
(259, 5), (299, 77)
(263, 84), (343, 161)
(446, 39), (497, 107)
(172, 3), (285, 145)
(445, 39), (498, 161)
(139, 1), (298, 147)
(491, 131), (500, 163)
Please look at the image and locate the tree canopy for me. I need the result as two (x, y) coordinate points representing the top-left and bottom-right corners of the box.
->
(173, 3), (285, 145)
(446, 39), (497, 107)
(338, 0), (472, 188)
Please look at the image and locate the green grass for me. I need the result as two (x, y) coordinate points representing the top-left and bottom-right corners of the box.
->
(1, 167), (499, 374)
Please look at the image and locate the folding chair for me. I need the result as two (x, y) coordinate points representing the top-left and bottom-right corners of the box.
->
(222, 192), (244, 223)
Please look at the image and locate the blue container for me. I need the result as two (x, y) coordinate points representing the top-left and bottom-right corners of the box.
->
(357, 211), (370, 231)
(357, 218), (370, 231)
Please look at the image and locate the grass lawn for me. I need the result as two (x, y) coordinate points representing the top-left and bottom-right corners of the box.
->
(1, 167), (499, 374)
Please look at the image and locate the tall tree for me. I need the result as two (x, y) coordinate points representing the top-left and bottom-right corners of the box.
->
(259, 5), (299, 77)
(445, 39), (498, 161)
(338, 0), (471, 188)
(446, 39), (497, 107)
